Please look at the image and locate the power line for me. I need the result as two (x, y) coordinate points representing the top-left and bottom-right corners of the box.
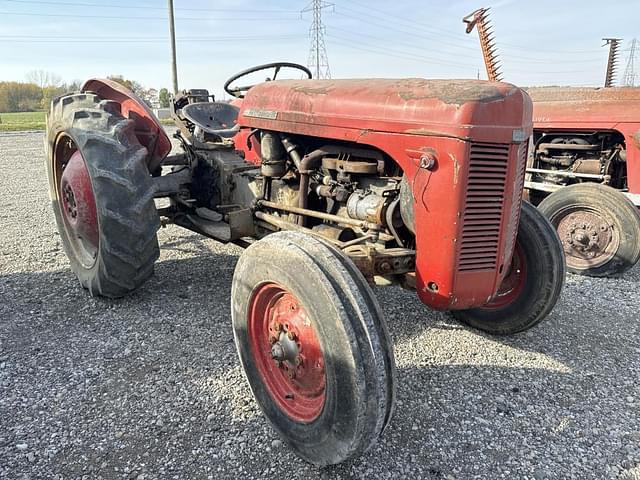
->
(302, 0), (333, 79)
(328, 27), (478, 62)
(0, 10), (297, 21)
(325, 36), (472, 71)
(0, 34), (306, 43)
(327, 33), (473, 68)
(1, 0), (299, 13)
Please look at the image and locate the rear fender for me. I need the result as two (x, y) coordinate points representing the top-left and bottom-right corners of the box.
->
(81, 78), (172, 172)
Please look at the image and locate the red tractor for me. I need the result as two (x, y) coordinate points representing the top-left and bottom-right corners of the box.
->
(45, 63), (564, 466)
(525, 87), (640, 276)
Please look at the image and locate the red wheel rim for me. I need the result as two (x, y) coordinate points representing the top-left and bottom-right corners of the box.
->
(483, 243), (527, 309)
(55, 138), (99, 268)
(248, 283), (326, 423)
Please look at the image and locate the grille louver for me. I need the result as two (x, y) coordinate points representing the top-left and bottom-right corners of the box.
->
(459, 142), (510, 272)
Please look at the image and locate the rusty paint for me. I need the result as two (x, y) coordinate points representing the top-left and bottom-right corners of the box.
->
(405, 129), (471, 141)
(292, 85), (332, 95)
(450, 153), (460, 185)
(397, 82), (508, 105)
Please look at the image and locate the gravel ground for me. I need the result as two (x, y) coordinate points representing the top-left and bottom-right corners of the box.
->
(0, 130), (639, 480)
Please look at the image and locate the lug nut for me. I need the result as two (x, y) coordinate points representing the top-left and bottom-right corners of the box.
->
(271, 343), (285, 361)
(295, 356), (303, 366)
(287, 331), (296, 341)
(269, 335), (278, 344)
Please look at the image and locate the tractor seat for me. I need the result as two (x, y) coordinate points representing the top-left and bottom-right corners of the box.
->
(181, 102), (240, 138)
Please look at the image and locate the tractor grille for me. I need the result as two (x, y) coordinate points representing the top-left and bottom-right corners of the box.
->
(506, 143), (528, 247)
(458, 142), (510, 272)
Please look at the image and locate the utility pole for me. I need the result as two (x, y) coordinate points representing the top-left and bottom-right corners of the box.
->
(622, 38), (638, 87)
(167, 0), (179, 94)
(603, 38), (622, 88)
(301, 0), (333, 79)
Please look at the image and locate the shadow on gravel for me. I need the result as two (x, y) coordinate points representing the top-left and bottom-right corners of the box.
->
(1, 253), (639, 478)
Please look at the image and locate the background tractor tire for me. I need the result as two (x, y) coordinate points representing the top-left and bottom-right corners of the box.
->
(231, 231), (396, 467)
(537, 183), (640, 277)
(452, 202), (565, 335)
(46, 93), (160, 298)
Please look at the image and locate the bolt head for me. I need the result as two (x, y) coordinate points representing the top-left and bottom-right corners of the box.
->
(287, 331), (296, 341)
(271, 343), (285, 361)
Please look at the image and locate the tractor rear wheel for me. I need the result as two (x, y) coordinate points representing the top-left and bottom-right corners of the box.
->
(231, 231), (396, 466)
(46, 93), (160, 297)
(537, 183), (640, 277)
(452, 202), (565, 335)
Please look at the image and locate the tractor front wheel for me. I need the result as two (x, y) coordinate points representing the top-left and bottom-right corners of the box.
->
(46, 93), (160, 297)
(231, 231), (395, 466)
(452, 202), (565, 335)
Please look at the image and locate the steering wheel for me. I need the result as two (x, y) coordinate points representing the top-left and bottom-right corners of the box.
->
(224, 62), (312, 98)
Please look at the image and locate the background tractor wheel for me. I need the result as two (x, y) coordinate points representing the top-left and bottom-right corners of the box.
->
(537, 183), (640, 277)
(452, 202), (565, 335)
(231, 231), (396, 467)
(46, 93), (160, 298)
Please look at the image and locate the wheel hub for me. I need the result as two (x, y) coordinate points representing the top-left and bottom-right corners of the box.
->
(556, 210), (618, 269)
(58, 147), (99, 267)
(248, 283), (326, 423)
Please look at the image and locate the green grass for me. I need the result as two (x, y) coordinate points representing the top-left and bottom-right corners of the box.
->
(0, 111), (46, 131)
(0, 111), (174, 131)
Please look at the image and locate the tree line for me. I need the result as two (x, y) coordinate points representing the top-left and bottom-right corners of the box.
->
(0, 70), (170, 113)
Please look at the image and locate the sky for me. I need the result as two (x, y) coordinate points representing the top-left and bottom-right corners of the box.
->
(0, 0), (638, 98)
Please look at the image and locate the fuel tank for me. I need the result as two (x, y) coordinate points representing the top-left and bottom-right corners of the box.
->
(239, 79), (532, 310)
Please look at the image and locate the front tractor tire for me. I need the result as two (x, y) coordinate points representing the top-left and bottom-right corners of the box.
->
(231, 232), (396, 467)
(537, 183), (640, 277)
(46, 93), (160, 298)
(452, 202), (565, 335)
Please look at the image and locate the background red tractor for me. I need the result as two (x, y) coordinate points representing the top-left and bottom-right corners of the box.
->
(525, 87), (640, 277)
(45, 63), (565, 466)
(463, 8), (640, 277)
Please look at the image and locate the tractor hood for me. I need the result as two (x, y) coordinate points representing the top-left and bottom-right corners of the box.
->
(238, 78), (531, 144)
(528, 86), (640, 127)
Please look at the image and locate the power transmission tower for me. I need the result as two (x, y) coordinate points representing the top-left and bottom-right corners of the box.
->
(301, 0), (333, 79)
(602, 38), (622, 88)
(622, 38), (638, 87)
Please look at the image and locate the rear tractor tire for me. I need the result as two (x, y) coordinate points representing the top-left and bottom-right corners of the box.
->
(231, 231), (396, 466)
(537, 183), (640, 277)
(452, 202), (565, 335)
(46, 93), (160, 298)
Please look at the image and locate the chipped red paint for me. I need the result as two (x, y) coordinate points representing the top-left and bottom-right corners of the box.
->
(59, 149), (99, 265)
(248, 283), (326, 423)
(528, 86), (640, 192)
(81, 78), (171, 172)
(238, 78), (533, 310)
